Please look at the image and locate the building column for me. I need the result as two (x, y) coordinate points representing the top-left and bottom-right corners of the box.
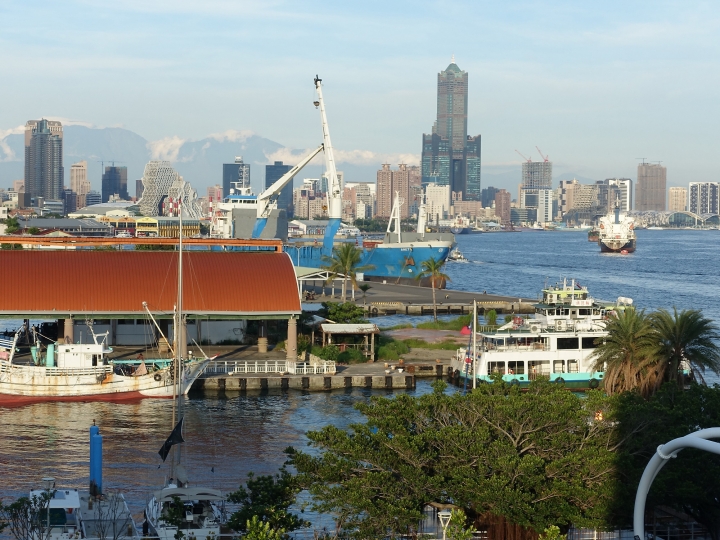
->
(286, 317), (297, 361)
(64, 318), (74, 344)
(258, 321), (268, 353)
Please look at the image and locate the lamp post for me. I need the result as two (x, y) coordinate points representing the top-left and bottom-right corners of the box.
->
(438, 510), (452, 540)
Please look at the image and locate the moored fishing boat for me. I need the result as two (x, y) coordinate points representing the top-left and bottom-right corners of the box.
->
(452, 279), (632, 390)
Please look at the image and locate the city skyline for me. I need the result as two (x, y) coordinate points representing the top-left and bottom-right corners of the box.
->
(1, 2), (720, 190)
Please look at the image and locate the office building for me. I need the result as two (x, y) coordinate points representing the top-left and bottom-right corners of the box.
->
(101, 165), (128, 202)
(636, 163), (666, 211)
(63, 189), (77, 215)
(266, 161), (293, 217)
(376, 164), (393, 218)
(70, 161), (91, 208)
(13, 180), (24, 192)
(223, 157), (250, 197)
(425, 183), (451, 222)
(481, 186), (499, 209)
(606, 178), (632, 212)
(85, 191), (102, 206)
(421, 58), (481, 200)
(688, 182), (719, 214)
(494, 189), (511, 224)
(668, 187), (688, 212)
(520, 161), (552, 209)
(206, 185), (223, 203)
(24, 119), (64, 200)
(136, 179), (144, 200)
(375, 164), (418, 218)
(537, 188), (554, 224)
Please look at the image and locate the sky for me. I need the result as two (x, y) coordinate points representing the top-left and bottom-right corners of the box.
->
(2, 0), (720, 188)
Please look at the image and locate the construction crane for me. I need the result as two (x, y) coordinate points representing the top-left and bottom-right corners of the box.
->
(515, 150), (532, 162)
(535, 146), (549, 162)
(635, 158), (647, 165)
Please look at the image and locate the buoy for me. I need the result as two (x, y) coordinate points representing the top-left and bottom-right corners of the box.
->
(620, 249), (629, 255)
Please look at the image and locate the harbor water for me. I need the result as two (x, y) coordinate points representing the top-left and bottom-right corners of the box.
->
(1, 229), (719, 524)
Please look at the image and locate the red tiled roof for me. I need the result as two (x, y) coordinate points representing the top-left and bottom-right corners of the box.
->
(0, 251), (300, 317)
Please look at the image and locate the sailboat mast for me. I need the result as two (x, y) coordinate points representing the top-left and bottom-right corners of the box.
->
(177, 203), (184, 397)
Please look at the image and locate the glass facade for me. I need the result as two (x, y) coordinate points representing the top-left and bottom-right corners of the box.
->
(265, 161), (293, 217)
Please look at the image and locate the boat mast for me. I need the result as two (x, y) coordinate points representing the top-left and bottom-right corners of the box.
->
(472, 299), (477, 389)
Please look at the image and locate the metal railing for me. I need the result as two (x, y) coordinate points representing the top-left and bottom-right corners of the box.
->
(203, 359), (336, 376)
(0, 362), (113, 377)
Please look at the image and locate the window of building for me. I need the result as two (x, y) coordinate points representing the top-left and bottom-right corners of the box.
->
(582, 336), (600, 349)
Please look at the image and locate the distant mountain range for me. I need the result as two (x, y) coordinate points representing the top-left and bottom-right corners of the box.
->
(0, 125), (596, 198)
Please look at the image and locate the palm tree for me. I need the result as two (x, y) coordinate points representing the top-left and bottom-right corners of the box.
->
(648, 308), (720, 386)
(320, 243), (375, 302)
(415, 257), (450, 323)
(591, 308), (659, 397)
(358, 284), (371, 306)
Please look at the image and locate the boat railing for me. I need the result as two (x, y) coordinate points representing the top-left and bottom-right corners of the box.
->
(45, 365), (114, 377)
(202, 359), (337, 376)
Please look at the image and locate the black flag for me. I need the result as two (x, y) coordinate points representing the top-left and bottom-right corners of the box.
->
(158, 417), (185, 462)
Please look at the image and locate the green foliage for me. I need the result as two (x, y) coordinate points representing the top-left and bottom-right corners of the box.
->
(538, 525), (566, 540)
(4, 216), (19, 234)
(415, 257), (451, 323)
(297, 334), (312, 353)
(320, 244), (375, 301)
(1, 243), (23, 250)
(608, 384), (720, 536)
(227, 468), (306, 536)
(593, 307), (720, 397)
(243, 516), (285, 540)
(319, 302), (366, 324)
(485, 309), (498, 326)
(290, 379), (617, 538)
(27, 226), (41, 235)
(135, 244), (176, 251)
(400, 338), (459, 351)
(446, 509), (474, 540)
(376, 335), (409, 360)
(504, 314), (513, 323)
(310, 345), (341, 361)
(0, 490), (54, 540)
(163, 496), (187, 540)
(417, 314), (471, 331)
(337, 348), (365, 364)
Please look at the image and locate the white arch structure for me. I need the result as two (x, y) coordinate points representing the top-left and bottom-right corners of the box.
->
(633, 427), (720, 540)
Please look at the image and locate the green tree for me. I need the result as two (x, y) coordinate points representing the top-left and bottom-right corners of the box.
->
(415, 257), (450, 322)
(320, 243), (374, 301)
(290, 380), (616, 539)
(4, 216), (20, 234)
(358, 284), (371, 306)
(0, 490), (54, 540)
(446, 509), (474, 540)
(485, 309), (497, 326)
(319, 302), (366, 324)
(591, 308), (659, 397)
(227, 468), (306, 537)
(27, 227), (41, 235)
(648, 308), (720, 387)
(243, 516), (285, 540)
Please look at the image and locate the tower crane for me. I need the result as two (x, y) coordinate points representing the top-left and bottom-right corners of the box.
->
(535, 146), (549, 162)
(515, 150), (532, 162)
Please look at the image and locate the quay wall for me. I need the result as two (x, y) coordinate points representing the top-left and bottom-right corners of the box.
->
(196, 373), (419, 391)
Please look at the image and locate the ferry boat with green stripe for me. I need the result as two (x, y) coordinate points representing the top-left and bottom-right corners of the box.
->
(453, 279), (632, 391)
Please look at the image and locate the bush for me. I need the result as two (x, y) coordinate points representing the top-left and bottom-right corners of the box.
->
(416, 314), (471, 331)
(376, 336), (409, 360)
(377, 346), (400, 361)
(311, 344), (340, 361)
(337, 348), (365, 364)
(297, 334), (312, 353)
(485, 309), (497, 326)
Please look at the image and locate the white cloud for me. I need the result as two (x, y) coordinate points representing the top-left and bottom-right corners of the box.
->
(147, 136), (187, 161)
(208, 129), (255, 143)
(264, 147), (420, 167)
(44, 117), (97, 128)
(0, 125), (24, 162)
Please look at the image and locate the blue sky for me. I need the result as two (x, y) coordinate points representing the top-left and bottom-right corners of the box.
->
(1, 0), (719, 187)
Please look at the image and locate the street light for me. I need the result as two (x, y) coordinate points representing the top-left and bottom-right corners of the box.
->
(438, 510), (452, 540)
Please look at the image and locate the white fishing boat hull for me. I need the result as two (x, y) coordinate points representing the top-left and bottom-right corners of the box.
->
(0, 360), (208, 404)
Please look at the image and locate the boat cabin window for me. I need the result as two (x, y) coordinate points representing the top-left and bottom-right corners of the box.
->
(581, 337), (600, 349)
(593, 309), (601, 316)
(568, 360), (579, 373)
(92, 355), (98, 367)
(508, 361), (525, 375)
(553, 360), (565, 373)
(488, 361), (506, 375)
(579, 308), (591, 316)
(529, 361), (550, 379)
(557, 337), (579, 350)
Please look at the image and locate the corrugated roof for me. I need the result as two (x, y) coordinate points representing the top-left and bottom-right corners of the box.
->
(320, 323), (379, 334)
(0, 251), (300, 317)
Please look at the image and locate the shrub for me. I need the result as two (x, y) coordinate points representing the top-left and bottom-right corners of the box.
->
(416, 314), (471, 331)
(377, 346), (400, 361)
(318, 344), (340, 361)
(337, 348), (365, 364)
(485, 309), (497, 326)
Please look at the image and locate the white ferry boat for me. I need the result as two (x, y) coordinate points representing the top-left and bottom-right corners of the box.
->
(452, 279), (632, 390)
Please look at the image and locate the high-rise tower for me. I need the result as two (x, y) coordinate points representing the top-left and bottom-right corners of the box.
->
(101, 165), (128, 202)
(421, 57), (481, 200)
(636, 163), (666, 211)
(24, 119), (64, 200)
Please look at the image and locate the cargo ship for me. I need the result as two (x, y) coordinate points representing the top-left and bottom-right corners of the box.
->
(597, 201), (636, 253)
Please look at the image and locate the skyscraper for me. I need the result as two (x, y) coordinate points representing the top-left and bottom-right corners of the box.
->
(24, 119), (64, 200)
(138, 161), (203, 218)
(520, 161), (552, 209)
(636, 163), (666, 211)
(265, 161), (293, 217)
(70, 160), (91, 208)
(494, 189), (511, 224)
(376, 164), (393, 218)
(668, 187), (688, 212)
(101, 165), (128, 202)
(688, 182), (719, 214)
(421, 57), (481, 200)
